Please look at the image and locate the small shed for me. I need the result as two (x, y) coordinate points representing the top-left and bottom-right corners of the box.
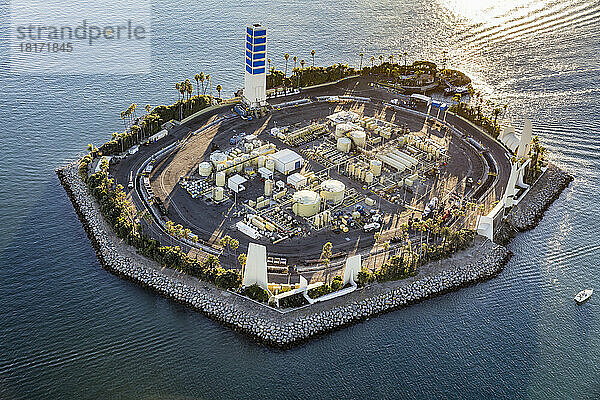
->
(228, 174), (247, 193)
(258, 167), (273, 180)
(270, 149), (304, 175)
(287, 172), (307, 189)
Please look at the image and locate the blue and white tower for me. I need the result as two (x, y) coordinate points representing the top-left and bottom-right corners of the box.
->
(243, 24), (267, 109)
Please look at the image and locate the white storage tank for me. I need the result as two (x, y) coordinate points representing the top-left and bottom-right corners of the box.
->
(258, 155), (266, 168)
(225, 160), (234, 174)
(320, 179), (345, 204)
(370, 159), (382, 176)
(264, 179), (273, 196)
(337, 137), (352, 153)
(365, 171), (374, 184)
(215, 171), (226, 186)
(359, 168), (366, 181)
(244, 142), (254, 153)
(214, 187), (224, 201)
(292, 190), (321, 217)
(348, 164), (355, 176)
(265, 158), (275, 172)
(350, 130), (367, 148)
(198, 162), (212, 177)
(209, 151), (228, 167)
(355, 166), (362, 179)
(335, 123), (354, 138)
(234, 157), (244, 172)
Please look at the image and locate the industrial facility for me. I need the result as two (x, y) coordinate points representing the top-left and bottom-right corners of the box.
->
(126, 23), (513, 274)
(172, 99), (461, 250)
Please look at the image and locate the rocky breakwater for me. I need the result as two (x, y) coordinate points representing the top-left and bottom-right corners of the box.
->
(505, 163), (573, 232)
(57, 161), (510, 347)
(282, 239), (509, 346)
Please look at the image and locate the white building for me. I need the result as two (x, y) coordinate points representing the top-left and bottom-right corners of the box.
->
(287, 172), (307, 189)
(243, 24), (267, 110)
(270, 149), (304, 175)
(228, 174), (247, 193)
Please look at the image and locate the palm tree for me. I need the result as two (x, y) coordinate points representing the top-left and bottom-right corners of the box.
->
(216, 84), (222, 99)
(175, 82), (181, 101)
(267, 58), (272, 72)
(178, 81), (185, 120)
(120, 111), (127, 131)
(206, 74), (211, 96)
(186, 82), (193, 111)
(311, 49), (315, 67)
(359, 52), (364, 70)
(284, 53), (290, 77)
(370, 56), (375, 68)
(292, 56), (298, 87)
(403, 52), (408, 67)
(389, 54), (394, 64)
(320, 242), (333, 283)
(284, 53), (290, 93)
(299, 59), (305, 87)
(198, 72), (205, 94)
(379, 54), (383, 65)
(194, 74), (201, 97)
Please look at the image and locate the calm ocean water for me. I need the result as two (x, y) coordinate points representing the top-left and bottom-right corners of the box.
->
(1, 0), (599, 398)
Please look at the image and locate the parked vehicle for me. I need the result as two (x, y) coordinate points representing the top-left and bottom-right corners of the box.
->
(363, 222), (381, 232)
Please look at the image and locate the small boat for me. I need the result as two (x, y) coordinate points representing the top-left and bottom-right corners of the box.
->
(574, 289), (593, 303)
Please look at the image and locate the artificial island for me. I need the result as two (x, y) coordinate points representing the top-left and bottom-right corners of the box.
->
(57, 24), (573, 346)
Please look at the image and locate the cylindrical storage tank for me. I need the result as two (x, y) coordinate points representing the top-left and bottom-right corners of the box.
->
(352, 211), (361, 220)
(234, 157), (243, 172)
(215, 171), (226, 186)
(323, 210), (331, 224)
(242, 154), (251, 167)
(365, 171), (374, 184)
(198, 161), (212, 177)
(265, 158), (275, 172)
(320, 179), (345, 204)
(244, 142), (254, 153)
(209, 152), (228, 167)
(337, 137), (352, 153)
(214, 187), (224, 201)
(258, 155), (266, 168)
(250, 150), (260, 165)
(350, 130), (367, 147)
(370, 159), (382, 176)
(355, 166), (362, 179)
(335, 123), (354, 138)
(292, 190), (321, 217)
(251, 218), (265, 231)
(359, 168), (366, 182)
(264, 179), (273, 196)
(313, 213), (321, 228)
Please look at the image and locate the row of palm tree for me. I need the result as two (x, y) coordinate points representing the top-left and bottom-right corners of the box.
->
(449, 96), (506, 138)
(360, 52), (409, 69)
(360, 214), (475, 284)
(527, 136), (546, 182)
(83, 166), (242, 289)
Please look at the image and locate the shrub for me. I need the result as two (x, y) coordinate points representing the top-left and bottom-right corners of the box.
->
(242, 284), (270, 303)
